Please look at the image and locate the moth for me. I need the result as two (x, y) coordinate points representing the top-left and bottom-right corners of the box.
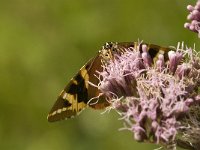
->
(47, 42), (171, 122)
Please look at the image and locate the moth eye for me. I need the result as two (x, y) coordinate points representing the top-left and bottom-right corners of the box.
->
(104, 42), (113, 50)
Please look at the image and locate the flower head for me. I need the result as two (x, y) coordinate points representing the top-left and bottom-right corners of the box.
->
(97, 42), (200, 149)
(184, 0), (200, 37)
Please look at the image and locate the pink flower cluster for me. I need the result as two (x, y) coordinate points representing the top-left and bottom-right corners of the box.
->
(98, 43), (200, 149)
(184, 0), (200, 37)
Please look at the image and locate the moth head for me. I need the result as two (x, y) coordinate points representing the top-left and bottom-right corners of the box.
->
(99, 42), (119, 62)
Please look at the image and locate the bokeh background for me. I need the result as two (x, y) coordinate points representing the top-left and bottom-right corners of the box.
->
(0, 0), (198, 150)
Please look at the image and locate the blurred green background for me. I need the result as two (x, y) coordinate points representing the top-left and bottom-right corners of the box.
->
(0, 0), (198, 150)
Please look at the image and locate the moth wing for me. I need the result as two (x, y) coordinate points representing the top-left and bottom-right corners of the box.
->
(87, 55), (110, 110)
(47, 89), (80, 122)
(47, 55), (108, 122)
